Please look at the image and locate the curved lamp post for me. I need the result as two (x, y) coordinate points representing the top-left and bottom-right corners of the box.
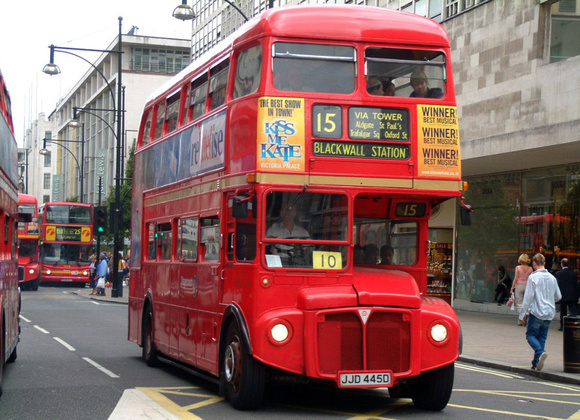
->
(173, 0), (250, 22)
(43, 17), (125, 298)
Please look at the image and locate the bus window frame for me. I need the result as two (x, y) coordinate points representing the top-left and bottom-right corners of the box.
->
(165, 90), (181, 134)
(189, 73), (209, 121)
(153, 101), (166, 141)
(364, 46), (447, 98)
(209, 60), (230, 110)
(233, 43), (262, 99)
(178, 217), (199, 262)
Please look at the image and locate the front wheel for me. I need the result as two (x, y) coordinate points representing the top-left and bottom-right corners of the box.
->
(220, 322), (265, 410)
(411, 363), (454, 411)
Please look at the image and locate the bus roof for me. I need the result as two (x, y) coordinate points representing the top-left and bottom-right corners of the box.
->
(145, 5), (449, 107)
(18, 193), (38, 205)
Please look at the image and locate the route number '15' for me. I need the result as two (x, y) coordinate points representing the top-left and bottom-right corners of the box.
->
(313, 105), (342, 139)
(313, 251), (342, 270)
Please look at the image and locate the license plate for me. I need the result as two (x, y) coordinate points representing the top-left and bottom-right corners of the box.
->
(61, 279), (73, 282)
(338, 371), (392, 388)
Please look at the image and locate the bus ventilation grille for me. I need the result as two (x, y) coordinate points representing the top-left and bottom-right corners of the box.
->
(317, 311), (411, 374)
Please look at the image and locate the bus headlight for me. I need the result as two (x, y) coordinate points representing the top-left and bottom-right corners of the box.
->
(267, 319), (293, 346)
(431, 324), (448, 342)
(271, 324), (289, 342)
(82, 270), (88, 276)
(28, 268), (35, 275)
(46, 269), (52, 275)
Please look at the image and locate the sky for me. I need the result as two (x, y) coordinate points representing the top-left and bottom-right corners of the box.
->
(0, 0), (193, 145)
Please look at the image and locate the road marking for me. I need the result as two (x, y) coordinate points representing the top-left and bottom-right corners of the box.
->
(90, 301), (101, 305)
(53, 337), (76, 351)
(456, 362), (523, 379)
(20, 315), (31, 323)
(447, 402), (562, 419)
(454, 389), (580, 406)
(82, 357), (120, 378)
(138, 386), (222, 419)
(34, 325), (50, 334)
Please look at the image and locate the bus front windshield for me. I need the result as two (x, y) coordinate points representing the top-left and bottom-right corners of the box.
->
(264, 191), (348, 269)
(263, 191), (420, 270)
(40, 243), (92, 266)
(45, 205), (92, 224)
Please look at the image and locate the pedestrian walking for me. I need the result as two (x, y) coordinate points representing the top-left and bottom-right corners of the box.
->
(519, 253), (562, 371)
(511, 254), (533, 323)
(96, 253), (108, 296)
(554, 258), (579, 331)
(88, 254), (97, 295)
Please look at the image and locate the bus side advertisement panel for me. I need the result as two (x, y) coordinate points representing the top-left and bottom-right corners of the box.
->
(257, 97), (305, 172)
(417, 105), (461, 179)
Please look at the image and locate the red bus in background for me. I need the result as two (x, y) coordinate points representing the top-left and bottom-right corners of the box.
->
(0, 68), (20, 397)
(129, 6), (463, 411)
(38, 202), (93, 285)
(18, 194), (40, 290)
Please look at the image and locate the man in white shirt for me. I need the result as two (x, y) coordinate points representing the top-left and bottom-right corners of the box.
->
(519, 253), (562, 371)
(266, 204), (309, 239)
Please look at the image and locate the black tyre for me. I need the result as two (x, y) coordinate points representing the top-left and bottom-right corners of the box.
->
(30, 277), (40, 291)
(411, 363), (454, 411)
(142, 305), (160, 367)
(6, 345), (17, 364)
(220, 322), (265, 410)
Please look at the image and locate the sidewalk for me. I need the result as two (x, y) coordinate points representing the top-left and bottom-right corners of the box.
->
(75, 287), (580, 385)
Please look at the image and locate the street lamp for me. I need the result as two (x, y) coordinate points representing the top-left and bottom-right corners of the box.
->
(173, 0), (250, 22)
(40, 137), (84, 202)
(43, 17), (125, 298)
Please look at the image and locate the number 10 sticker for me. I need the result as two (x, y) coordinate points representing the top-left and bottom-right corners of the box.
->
(313, 251), (342, 270)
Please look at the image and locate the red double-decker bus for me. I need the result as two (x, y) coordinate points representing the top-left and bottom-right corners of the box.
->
(129, 5), (463, 411)
(38, 202), (93, 285)
(17, 193), (40, 290)
(0, 68), (20, 397)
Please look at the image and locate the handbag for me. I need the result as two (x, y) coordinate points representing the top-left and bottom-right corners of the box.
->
(506, 292), (514, 308)
(96, 277), (105, 289)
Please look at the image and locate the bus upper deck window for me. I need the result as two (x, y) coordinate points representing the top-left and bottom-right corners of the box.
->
(364, 47), (446, 98)
(142, 110), (152, 146)
(154, 102), (166, 140)
(190, 75), (208, 120)
(209, 61), (230, 110)
(272, 42), (355, 94)
(234, 44), (262, 99)
(165, 92), (180, 133)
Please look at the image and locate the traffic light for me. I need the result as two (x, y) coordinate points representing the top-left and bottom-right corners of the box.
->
(94, 206), (107, 235)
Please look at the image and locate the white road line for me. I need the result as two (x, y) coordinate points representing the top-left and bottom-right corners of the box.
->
(34, 325), (50, 334)
(53, 337), (76, 351)
(91, 301), (101, 305)
(20, 315), (31, 323)
(82, 357), (120, 378)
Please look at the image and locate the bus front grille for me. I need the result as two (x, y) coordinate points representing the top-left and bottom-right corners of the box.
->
(317, 311), (411, 375)
(18, 266), (24, 280)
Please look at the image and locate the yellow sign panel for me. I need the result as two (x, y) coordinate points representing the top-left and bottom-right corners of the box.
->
(312, 251), (342, 270)
(417, 105), (461, 178)
(81, 227), (92, 243)
(257, 97), (305, 172)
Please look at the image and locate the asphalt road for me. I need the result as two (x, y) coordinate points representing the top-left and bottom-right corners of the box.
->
(1, 287), (579, 420)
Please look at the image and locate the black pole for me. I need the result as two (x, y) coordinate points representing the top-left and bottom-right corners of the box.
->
(112, 16), (123, 298)
(96, 176), (102, 256)
(80, 124), (85, 203)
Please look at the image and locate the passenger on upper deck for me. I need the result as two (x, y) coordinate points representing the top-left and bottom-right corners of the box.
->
(382, 80), (396, 97)
(409, 69), (443, 99)
(366, 77), (384, 96)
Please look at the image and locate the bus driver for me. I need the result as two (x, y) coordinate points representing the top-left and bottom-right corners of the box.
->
(266, 203), (310, 239)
